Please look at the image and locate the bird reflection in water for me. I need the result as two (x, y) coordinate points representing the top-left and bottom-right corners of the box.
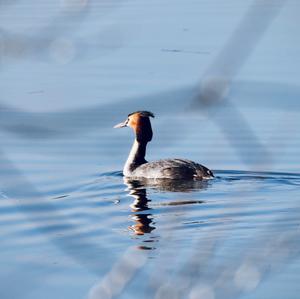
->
(124, 177), (209, 249)
(124, 179), (155, 237)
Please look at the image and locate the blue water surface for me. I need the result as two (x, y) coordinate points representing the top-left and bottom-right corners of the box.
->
(0, 1), (300, 299)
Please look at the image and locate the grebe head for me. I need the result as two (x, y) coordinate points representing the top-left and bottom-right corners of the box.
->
(114, 111), (154, 143)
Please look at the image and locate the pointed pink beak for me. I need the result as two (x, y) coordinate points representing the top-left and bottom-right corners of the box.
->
(113, 120), (127, 128)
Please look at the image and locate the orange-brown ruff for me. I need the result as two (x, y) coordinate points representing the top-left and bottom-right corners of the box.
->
(114, 111), (214, 180)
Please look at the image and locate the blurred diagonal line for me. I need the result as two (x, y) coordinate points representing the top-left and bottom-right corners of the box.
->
(181, 175), (300, 299)
(151, 190), (243, 299)
(0, 82), (299, 141)
(213, 99), (272, 167)
(191, 0), (286, 169)
(153, 238), (218, 299)
(147, 211), (187, 297)
(0, 0), (127, 63)
(0, 151), (114, 297)
(151, 178), (300, 299)
(186, 219), (300, 299)
(0, 86), (193, 139)
(87, 247), (147, 299)
(194, 0), (286, 108)
(265, 110), (299, 166)
(84, 1), (290, 298)
(0, 2), (91, 61)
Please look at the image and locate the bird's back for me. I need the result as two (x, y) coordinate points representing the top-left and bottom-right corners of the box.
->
(129, 158), (214, 180)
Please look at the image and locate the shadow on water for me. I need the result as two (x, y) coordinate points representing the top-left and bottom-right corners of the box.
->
(110, 169), (300, 245)
(1, 163), (300, 298)
(83, 168), (300, 299)
(123, 177), (208, 239)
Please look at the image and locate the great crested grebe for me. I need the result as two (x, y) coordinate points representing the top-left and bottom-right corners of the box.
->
(114, 111), (214, 180)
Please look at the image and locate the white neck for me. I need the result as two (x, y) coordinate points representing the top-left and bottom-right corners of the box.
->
(123, 139), (147, 176)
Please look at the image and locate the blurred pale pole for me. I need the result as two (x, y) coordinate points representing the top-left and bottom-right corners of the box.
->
(193, 0), (287, 169)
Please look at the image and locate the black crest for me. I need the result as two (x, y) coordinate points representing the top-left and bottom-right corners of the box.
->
(128, 111), (155, 118)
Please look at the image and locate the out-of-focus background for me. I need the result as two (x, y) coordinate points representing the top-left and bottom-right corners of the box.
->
(0, 1), (300, 299)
